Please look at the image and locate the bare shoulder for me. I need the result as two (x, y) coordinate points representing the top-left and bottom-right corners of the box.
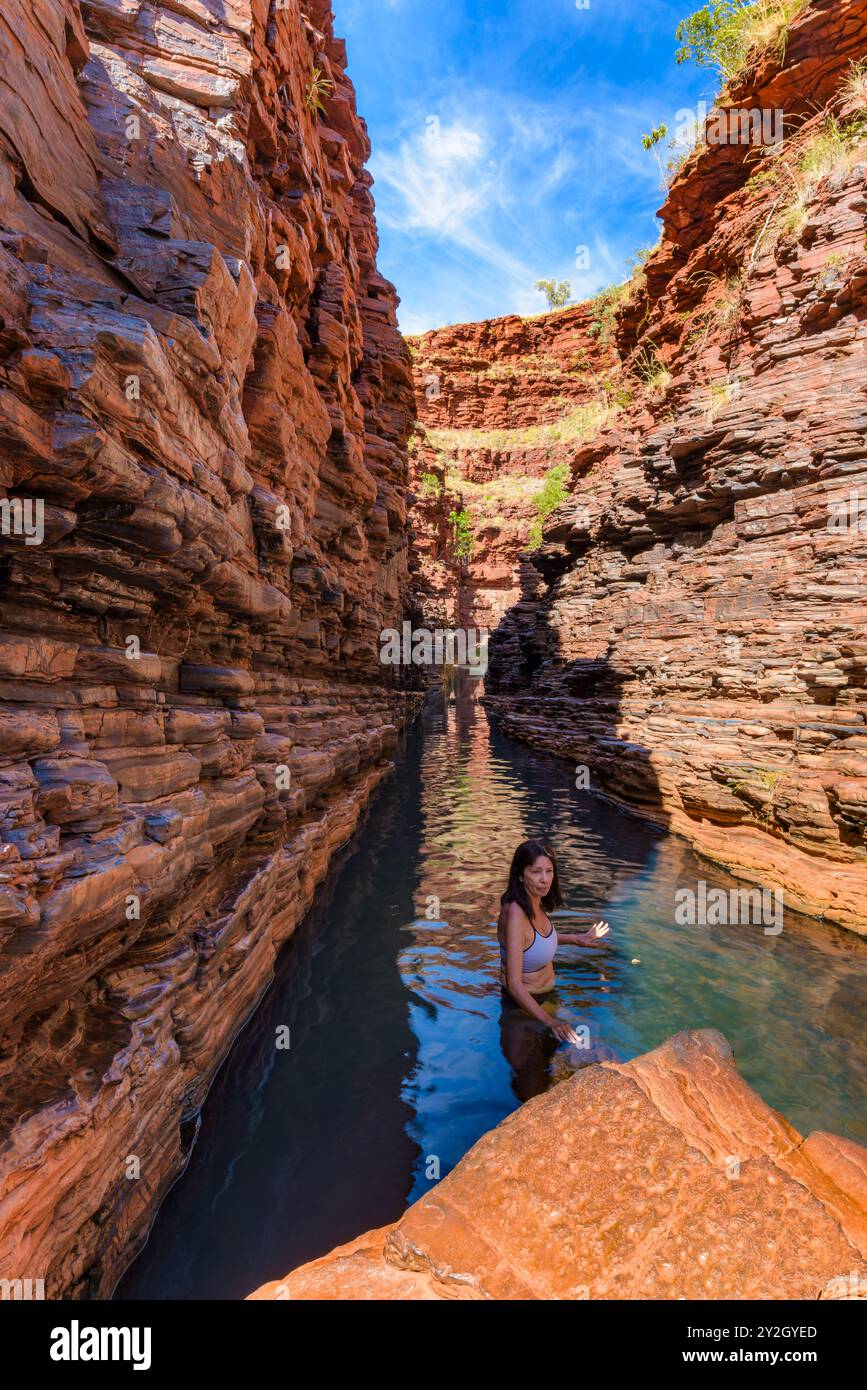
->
(500, 899), (531, 943)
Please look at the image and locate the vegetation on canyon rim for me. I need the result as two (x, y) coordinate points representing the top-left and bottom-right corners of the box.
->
(426, 403), (612, 459)
(408, 2), (867, 640)
(588, 276), (642, 342)
(535, 279), (574, 310)
(590, 65), (866, 414)
(674, 72), (867, 364)
(642, 0), (812, 189)
(675, 0), (810, 87)
(411, 38), (867, 572)
(417, 400), (612, 550)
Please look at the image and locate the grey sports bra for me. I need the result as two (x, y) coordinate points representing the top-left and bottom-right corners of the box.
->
(499, 911), (558, 973)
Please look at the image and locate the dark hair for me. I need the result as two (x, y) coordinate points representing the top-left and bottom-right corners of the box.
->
(500, 838), (563, 921)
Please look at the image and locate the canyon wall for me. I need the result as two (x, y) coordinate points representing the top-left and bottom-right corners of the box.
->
(249, 1029), (867, 1299)
(407, 310), (619, 633)
(0, 0), (419, 1295)
(415, 0), (867, 933)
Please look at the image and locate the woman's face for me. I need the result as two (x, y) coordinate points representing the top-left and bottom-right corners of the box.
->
(522, 854), (554, 899)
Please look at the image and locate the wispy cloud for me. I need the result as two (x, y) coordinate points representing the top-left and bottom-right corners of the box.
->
(374, 121), (492, 236)
(333, 0), (708, 330)
(370, 81), (665, 327)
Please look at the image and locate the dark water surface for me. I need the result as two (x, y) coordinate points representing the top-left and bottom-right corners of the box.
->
(117, 687), (867, 1299)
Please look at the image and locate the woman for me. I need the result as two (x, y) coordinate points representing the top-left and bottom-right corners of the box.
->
(498, 838), (611, 1049)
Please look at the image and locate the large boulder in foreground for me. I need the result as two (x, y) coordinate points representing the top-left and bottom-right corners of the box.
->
(249, 1030), (867, 1300)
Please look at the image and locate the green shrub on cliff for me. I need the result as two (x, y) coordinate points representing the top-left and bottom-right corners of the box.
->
(588, 246), (655, 342)
(305, 66), (334, 115)
(596, 375), (634, 409)
(448, 507), (473, 561)
(588, 280), (634, 342)
(675, 0), (809, 88)
(527, 463), (569, 550)
(642, 124), (691, 188)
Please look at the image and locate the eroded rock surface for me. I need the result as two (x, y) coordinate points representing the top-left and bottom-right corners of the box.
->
(0, 0), (419, 1296)
(468, 1), (867, 932)
(407, 308), (618, 633)
(249, 1029), (867, 1300)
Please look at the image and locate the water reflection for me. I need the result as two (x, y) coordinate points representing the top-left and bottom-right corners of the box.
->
(399, 680), (867, 1204)
(118, 680), (867, 1299)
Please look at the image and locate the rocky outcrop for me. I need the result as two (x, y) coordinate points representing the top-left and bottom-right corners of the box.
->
(249, 1029), (867, 1299)
(476, 0), (867, 933)
(0, 0), (419, 1296)
(407, 309), (619, 633)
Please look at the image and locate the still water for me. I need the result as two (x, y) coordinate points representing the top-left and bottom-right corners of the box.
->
(117, 685), (867, 1299)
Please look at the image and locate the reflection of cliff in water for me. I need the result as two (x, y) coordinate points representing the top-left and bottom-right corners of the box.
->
(117, 752), (426, 1301)
(401, 682), (867, 1189)
(118, 686), (867, 1300)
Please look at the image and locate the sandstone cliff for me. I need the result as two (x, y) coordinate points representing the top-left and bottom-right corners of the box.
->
(0, 0), (418, 1296)
(249, 1029), (867, 1299)
(407, 308), (619, 634)
(412, 0), (867, 933)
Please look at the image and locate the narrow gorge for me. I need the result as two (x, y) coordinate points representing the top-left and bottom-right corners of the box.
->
(410, 0), (867, 937)
(0, 0), (419, 1298)
(0, 0), (865, 1309)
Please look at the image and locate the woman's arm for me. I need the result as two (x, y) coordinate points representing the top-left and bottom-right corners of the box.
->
(558, 920), (611, 946)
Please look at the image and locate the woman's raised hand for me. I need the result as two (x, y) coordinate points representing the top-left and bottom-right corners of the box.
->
(580, 920), (611, 943)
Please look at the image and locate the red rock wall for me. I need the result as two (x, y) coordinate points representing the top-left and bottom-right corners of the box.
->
(0, 0), (419, 1295)
(483, 0), (867, 934)
(408, 308), (619, 632)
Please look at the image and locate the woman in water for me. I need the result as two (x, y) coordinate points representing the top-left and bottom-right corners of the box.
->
(498, 838), (611, 1097)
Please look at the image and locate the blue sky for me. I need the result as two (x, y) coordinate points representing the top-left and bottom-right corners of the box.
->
(331, 0), (720, 333)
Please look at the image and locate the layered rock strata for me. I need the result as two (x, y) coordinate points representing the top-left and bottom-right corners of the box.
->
(407, 311), (619, 633)
(249, 1029), (867, 1300)
(476, 0), (867, 933)
(0, 0), (419, 1296)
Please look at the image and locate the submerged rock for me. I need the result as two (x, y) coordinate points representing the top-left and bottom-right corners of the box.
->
(249, 1030), (867, 1300)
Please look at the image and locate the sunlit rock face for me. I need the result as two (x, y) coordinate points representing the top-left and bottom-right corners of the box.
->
(410, 1), (867, 933)
(249, 1030), (867, 1299)
(406, 308), (620, 635)
(0, 0), (420, 1296)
